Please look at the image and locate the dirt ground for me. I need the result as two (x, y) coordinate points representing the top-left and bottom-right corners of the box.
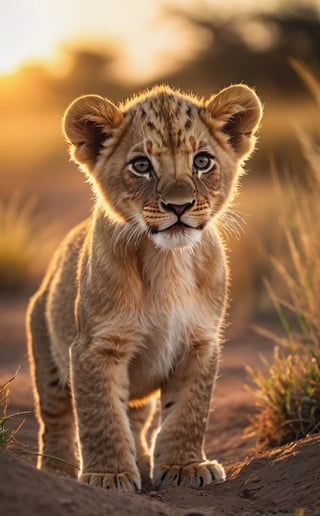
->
(1, 292), (320, 515)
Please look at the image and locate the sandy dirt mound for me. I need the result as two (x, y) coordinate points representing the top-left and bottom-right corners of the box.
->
(1, 436), (320, 516)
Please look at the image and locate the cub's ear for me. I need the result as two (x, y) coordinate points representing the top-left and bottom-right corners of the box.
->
(205, 84), (263, 159)
(63, 94), (123, 168)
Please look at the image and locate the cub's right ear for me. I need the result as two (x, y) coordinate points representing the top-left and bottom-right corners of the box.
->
(63, 94), (123, 168)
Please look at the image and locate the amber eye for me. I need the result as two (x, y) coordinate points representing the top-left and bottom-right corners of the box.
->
(130, 157), (153, 177)
(193, 152), (215, 173)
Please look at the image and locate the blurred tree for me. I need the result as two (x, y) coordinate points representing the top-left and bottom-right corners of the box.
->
(49, 46), (132, 106)
(156, 1), (320, 98)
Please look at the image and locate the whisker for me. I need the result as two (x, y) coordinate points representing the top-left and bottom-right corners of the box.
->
(218, 207), (247, 240)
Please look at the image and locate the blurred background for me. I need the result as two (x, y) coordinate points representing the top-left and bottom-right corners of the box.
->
(0, 0), (319, 328)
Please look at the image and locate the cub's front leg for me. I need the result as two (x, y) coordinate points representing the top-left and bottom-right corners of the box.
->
(70, 337), (141, 492)
(152, 340), (226, 489)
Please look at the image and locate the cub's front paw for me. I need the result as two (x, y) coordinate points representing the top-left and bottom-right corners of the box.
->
(80, 470), (141, 492)
(153, 460), (225, 489)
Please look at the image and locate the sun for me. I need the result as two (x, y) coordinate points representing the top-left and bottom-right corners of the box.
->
(0, 1), (58, 75)
(0, 45), (52, 76)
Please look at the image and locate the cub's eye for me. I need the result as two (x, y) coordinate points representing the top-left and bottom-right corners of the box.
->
(193, 152), (215, 173)
(130, 157), (153, 177)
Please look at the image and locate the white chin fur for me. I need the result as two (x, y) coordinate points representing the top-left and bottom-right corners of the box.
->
(151, 228), (202, 249)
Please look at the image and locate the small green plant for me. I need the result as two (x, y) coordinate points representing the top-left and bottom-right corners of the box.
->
(247, 63), (320, 448)
(0, 192), (54, 290)
(0, 371), (26, 449)
(0, 371), (77, 472)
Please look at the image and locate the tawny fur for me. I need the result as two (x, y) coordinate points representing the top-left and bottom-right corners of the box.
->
(27, 84), (262, 492)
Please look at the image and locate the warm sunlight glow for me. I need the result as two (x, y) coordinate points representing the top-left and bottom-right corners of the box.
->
(0, 0), (312, 78)
(0, 0), (213, 81)
(0, 2), (58, 74)
(0, 0), (165, 76)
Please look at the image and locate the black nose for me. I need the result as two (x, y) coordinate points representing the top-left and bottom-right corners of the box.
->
(161, 200), (195, 216)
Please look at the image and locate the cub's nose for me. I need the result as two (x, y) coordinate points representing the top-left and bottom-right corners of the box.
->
(161, 200), (195, 216)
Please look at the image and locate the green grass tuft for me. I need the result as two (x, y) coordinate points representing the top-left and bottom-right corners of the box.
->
(247, 343), (320, 447)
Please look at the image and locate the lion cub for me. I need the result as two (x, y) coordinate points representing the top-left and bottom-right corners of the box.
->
(27, 84), (262, 492)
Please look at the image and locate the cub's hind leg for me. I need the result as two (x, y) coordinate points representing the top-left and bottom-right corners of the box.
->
(128, 399), (157, 486)
(27, 292), (79, 477)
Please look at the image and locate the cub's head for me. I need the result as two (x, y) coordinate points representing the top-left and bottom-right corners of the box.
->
(63, 85), (262, 249)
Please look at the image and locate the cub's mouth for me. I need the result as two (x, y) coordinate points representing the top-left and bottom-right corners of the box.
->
(161, 221), (192, 233)
(150, 221), (195, 234)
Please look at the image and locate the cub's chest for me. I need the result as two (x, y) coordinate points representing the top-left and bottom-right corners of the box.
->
(140, 252), (197, 339)
(128, 257), (200, 397)
(129, 292), (198, 400)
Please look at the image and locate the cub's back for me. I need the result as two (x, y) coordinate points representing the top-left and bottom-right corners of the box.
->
(29, 220), (89, 377)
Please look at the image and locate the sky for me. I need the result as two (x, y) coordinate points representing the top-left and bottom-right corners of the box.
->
(0, 0), (309, 81)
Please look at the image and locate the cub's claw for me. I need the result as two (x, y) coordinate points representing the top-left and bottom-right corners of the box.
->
(80, 471), (141, 492)
(153, 460), (225, 489)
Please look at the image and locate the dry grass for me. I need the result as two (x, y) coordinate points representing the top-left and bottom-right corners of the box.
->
(0, 371), (27, 449)
(247, 343), (320, 447)
(0, 192), (55, 290)
(247, 64), (320, 447)
(247, 176), (320, 447)
(0, 372), (77, 469)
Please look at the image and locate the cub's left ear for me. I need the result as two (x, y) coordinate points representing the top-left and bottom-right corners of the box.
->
(205, 84), (263, 159)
